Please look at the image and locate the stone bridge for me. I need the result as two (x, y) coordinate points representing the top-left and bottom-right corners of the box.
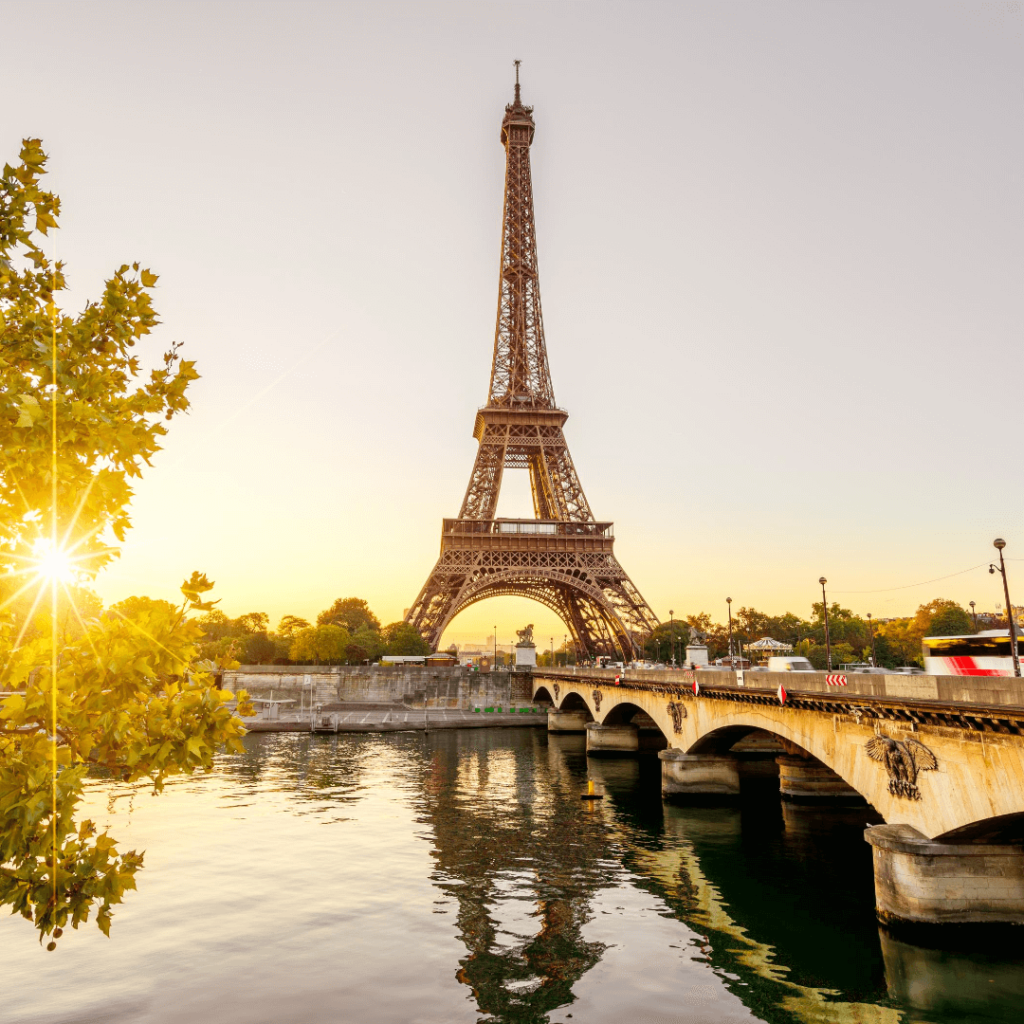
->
(533, 666), (1024, 929)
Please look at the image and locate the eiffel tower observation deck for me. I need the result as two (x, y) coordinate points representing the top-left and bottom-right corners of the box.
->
(405, 66), (659, 661)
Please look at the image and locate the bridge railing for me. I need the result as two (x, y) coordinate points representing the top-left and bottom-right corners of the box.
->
(533, 665), (1024, 711)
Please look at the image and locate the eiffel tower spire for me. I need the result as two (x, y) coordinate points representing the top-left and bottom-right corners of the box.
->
(489, 63), (554, 409)
(460, 67), (591, 523)
(405, 73), (659, 660)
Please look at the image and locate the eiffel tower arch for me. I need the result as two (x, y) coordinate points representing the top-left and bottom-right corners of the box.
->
(405, 67), (659, 661)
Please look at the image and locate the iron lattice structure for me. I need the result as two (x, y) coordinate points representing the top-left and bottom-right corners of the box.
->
(405, 71), (659, 660)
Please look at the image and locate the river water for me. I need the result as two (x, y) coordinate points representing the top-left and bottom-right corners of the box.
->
(3, 729), (1022, 1024)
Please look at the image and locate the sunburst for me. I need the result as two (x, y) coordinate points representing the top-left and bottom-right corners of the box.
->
(30, 539), (75, 585)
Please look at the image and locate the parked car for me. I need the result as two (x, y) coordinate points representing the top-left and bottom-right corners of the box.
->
(766, 656), (815, 672)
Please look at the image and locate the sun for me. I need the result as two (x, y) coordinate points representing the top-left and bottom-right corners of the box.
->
(31, 539), (76, 584)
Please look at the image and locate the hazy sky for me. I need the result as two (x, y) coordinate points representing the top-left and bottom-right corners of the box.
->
(9, 1), (1022, 645)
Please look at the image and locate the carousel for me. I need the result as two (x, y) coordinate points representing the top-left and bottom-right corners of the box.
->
(743, 636), (794, 664)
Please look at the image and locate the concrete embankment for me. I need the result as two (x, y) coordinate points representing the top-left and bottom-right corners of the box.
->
(245, 705), (549, 734)
(224, 664), (531, 710)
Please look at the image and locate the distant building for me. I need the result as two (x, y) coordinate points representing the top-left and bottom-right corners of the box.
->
(425, 652), (458, 668)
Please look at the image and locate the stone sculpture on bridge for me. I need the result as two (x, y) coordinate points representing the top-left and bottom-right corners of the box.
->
(667, 701), (687, 734)
(865, 735), (938, 800)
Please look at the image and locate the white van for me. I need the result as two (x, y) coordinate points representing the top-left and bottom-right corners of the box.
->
(766, 656), (815, 672)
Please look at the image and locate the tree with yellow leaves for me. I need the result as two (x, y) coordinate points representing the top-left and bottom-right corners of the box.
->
(0, 140), (251, 947)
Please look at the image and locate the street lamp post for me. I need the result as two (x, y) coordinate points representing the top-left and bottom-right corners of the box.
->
(669, 608), (675, 667)
(550, 636), (554, 668)
(969, 600), (978, 632)
(867, 612), (877, 667)
(494, 626), (497, 671)
(726, 598), (733, 667)
(819, 577), (832, 671)
(990, 539), (1021, 678)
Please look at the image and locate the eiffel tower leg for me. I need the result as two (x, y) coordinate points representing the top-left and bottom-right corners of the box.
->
(459, 441), (506, 520)
(560, 590), (619, 660)
(531, 431), (593, 523)
(527, 451), (557, 520)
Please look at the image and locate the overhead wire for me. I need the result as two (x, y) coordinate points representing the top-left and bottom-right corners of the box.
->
(830, 562), (990, 595)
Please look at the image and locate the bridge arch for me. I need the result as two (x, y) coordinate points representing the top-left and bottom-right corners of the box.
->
(686, 725), (762, 756)
(936, 812), (1024, 846)
(532, 685), (555, 705)
(558, 690), (594, 718)
(600, 700), (665, 733)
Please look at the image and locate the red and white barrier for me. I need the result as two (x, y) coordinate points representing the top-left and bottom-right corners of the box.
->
(825, 674), (847, 687)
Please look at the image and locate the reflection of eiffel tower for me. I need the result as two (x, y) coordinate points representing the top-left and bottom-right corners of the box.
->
(406, 67), (659, 660)
(422, 731), (607, 1019)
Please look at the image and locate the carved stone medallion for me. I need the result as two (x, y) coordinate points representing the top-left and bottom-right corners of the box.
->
(592, 689), (603, 712)
(553, 683), (560, 701)
(667, 701), (688, 734)
(865, 735), (938, 800)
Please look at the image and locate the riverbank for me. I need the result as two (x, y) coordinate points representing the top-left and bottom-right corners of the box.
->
(224, 664), (532, 711)
(243, 702), (549, 733)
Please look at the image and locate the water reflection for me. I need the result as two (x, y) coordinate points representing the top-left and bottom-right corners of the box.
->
(417, 731), (609, 1021)
(879, 928), (1024, 1023)
(5, 729), (1023, 1024)
(215, 731), (1024, 1024)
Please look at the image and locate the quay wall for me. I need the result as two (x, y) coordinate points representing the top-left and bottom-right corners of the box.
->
(222, 665), (533, 710)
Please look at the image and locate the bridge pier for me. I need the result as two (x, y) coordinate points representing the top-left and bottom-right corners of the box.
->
(866, 824), (1024, 927)
(659, 749), (741, 798)
(585, 722), (638, 755)
(547, 709), (590, 733)
(777, 755), (863, 802)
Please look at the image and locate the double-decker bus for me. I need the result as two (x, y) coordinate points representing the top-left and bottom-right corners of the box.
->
(922, 631), (1020, 676)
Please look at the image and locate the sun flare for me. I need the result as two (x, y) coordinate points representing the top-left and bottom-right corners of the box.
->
(31, 540), (75, 584)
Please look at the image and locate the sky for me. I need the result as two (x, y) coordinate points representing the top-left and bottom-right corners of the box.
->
(6, 1), (1022, 646)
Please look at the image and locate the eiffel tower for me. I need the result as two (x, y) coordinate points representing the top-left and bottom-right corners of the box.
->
(405, 66), (659, 660)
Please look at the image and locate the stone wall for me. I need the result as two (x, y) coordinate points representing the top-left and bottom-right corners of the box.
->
(223, 664), (533, 710)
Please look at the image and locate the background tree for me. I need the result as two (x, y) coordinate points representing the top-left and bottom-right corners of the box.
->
(234, 611), (270, 634)
(381, 621), (431, 656)
(644, 620), (689, 662)
(346, 625), (382, 663)
(810, 602), (869, 653)
(289, 624), (350, 664)
(243, 632), (278, 665)
(317, 597), (380, 633)
(0, 140), (250, 946)
(874, 618), (923, 667)
(914, 599), (973, 638)
(277, 614), (310, 638)
(196, 609), (234, 642)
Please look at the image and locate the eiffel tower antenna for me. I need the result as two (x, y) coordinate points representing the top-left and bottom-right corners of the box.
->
(405, 78), (659, 660)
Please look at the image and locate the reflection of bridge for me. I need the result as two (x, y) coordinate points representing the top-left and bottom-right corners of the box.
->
(534, 666), (1024, 928)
